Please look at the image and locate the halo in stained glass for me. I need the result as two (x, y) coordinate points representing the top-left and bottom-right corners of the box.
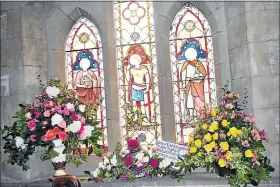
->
(138, 133), (146, 142)
(79, 32), (90, 44)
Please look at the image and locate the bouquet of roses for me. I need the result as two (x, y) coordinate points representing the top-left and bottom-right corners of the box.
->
(176, 86), (275, 187)
(86, 138), (183, 182)
(1, 78), (102, 171)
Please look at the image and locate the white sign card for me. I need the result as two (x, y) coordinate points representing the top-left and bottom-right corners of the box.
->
(1, 74), (9, 97)
(156, 140), (188, 163)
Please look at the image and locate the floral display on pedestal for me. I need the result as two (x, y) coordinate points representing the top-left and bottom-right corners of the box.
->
(1, 78), (102, 176)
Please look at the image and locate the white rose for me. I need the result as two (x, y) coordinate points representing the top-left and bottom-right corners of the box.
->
(135, 152), (144, 160)
(143, 156), (149, 163)
(98, 162), (105, 169)
(103, 157), (110, 165)
(148, 149), (153, 157)
(20, 144), (27, 150)
(106, 164), (112, 171)
(25, 112), (32, 120)
(91, 170), (99, 178)
(69, 121), (82, 133)
(83, 125), (95, 137)
(15, 137), (24, 148)
(66, 103), (75, 111)
(51, 113), (64, 126)
(52, 139), (63, 148)
(79, 105), (86, 112)
(111, 155), (118, 166)
(46, 86), (60, 98)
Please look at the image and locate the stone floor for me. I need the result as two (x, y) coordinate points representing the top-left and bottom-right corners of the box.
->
(1, 174), (279, 187)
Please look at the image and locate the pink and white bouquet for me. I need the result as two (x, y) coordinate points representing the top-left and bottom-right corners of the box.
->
(1, 79), (102, 171)
(86, 138), (184, 182)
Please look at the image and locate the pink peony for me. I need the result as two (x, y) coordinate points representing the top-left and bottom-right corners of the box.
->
(48, 101), (56, 107)
(34, 111), (40, 118)
(43, 120), (48, 125)
(44, 110), (51, 117)
(30, 135), (36, 142)
(58, 120), (66, 128)
(28, 120), (36, 131)
(77, 125), (85, 134)
(125, 155), (133, 166)
(62, 108), (69, 116)
(127, 139), (139, 150)
(80, 133), (87, 140)
(58, 131), (67, 142)
(150, 158), (159, 168)
(80, 117), (86, 125)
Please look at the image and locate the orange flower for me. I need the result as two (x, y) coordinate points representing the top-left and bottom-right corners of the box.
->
(44, 129), (56, 141)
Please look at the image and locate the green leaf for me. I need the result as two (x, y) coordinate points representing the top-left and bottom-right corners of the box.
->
(57, 98), (64, 105)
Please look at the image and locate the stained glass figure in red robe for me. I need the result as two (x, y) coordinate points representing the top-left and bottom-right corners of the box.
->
(73, 50), (100, 106)
(178, 39), (207, 122)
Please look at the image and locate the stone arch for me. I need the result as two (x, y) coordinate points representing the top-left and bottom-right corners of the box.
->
(154, 1), (231, 142)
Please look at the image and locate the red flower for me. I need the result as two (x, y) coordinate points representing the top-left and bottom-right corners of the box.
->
(150, 158), (159, 168)
(53, 127), (61, 134)
(125, 155), (133, 166)
(127, 139), (139, 150)
(43, 130), (56, 141)
(77, 125), (84, 134)
(59, 131), (67, 142)
(48, 101), (56, 107)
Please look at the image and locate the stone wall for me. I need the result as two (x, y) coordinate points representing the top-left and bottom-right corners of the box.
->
(1, 1), (279, 182)
(225, 1), (279, 177)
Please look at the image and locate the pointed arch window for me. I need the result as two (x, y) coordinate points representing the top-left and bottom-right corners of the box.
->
(169, 4), (217, 144)
(65, 17), (107, 146)
(114, 2), (161, 145)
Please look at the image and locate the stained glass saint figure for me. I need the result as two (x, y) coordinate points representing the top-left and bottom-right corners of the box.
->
(177, 39), (207, 122)
(73, 50), (100, 106)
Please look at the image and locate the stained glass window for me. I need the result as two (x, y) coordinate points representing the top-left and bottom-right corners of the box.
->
(169, 4), (217, 144)
(114, 2), (161, 145)
(65, 17), (107, 146)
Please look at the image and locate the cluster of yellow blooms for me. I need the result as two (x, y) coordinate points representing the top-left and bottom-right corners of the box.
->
(188, 108), (254, 168)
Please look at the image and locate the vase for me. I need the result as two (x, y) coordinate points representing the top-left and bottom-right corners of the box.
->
(51, 145), (67, 176)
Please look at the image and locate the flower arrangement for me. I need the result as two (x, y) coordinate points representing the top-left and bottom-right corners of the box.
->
(86, 138), (183, 182)
(175, 85), (275, 186)
(1, 78), (102, 172)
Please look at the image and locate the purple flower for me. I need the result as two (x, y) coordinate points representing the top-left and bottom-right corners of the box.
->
(121, 173), (128, 181)
(259, 130), (268, 141)
(70, 113), (79, 121)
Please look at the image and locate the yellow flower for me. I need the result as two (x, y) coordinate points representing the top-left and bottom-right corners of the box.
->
(202, 123), (208, 130)
(245, 149), (253, 158)
(219, 142), (229, 151)
(237, 129), (242, 135)
(213, 133), (219, 140)
(204, 133), (212, 142)
(210, 141), (217, 148)
(227, 131), (231, 137)
(211, 109), (217, 117)
(194, 139), (202, 147)
(197, 152), (203, 157)
(218, 159), (227, 167)
(204, 144), (213, 152)
(221, 119), (230, 127)
(209, 121), (219, 132)
(190, 146), (197, 153)
(225, 151), (232, 160)
(229, 127), (238, 137)
(188, 136), (194, 142)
